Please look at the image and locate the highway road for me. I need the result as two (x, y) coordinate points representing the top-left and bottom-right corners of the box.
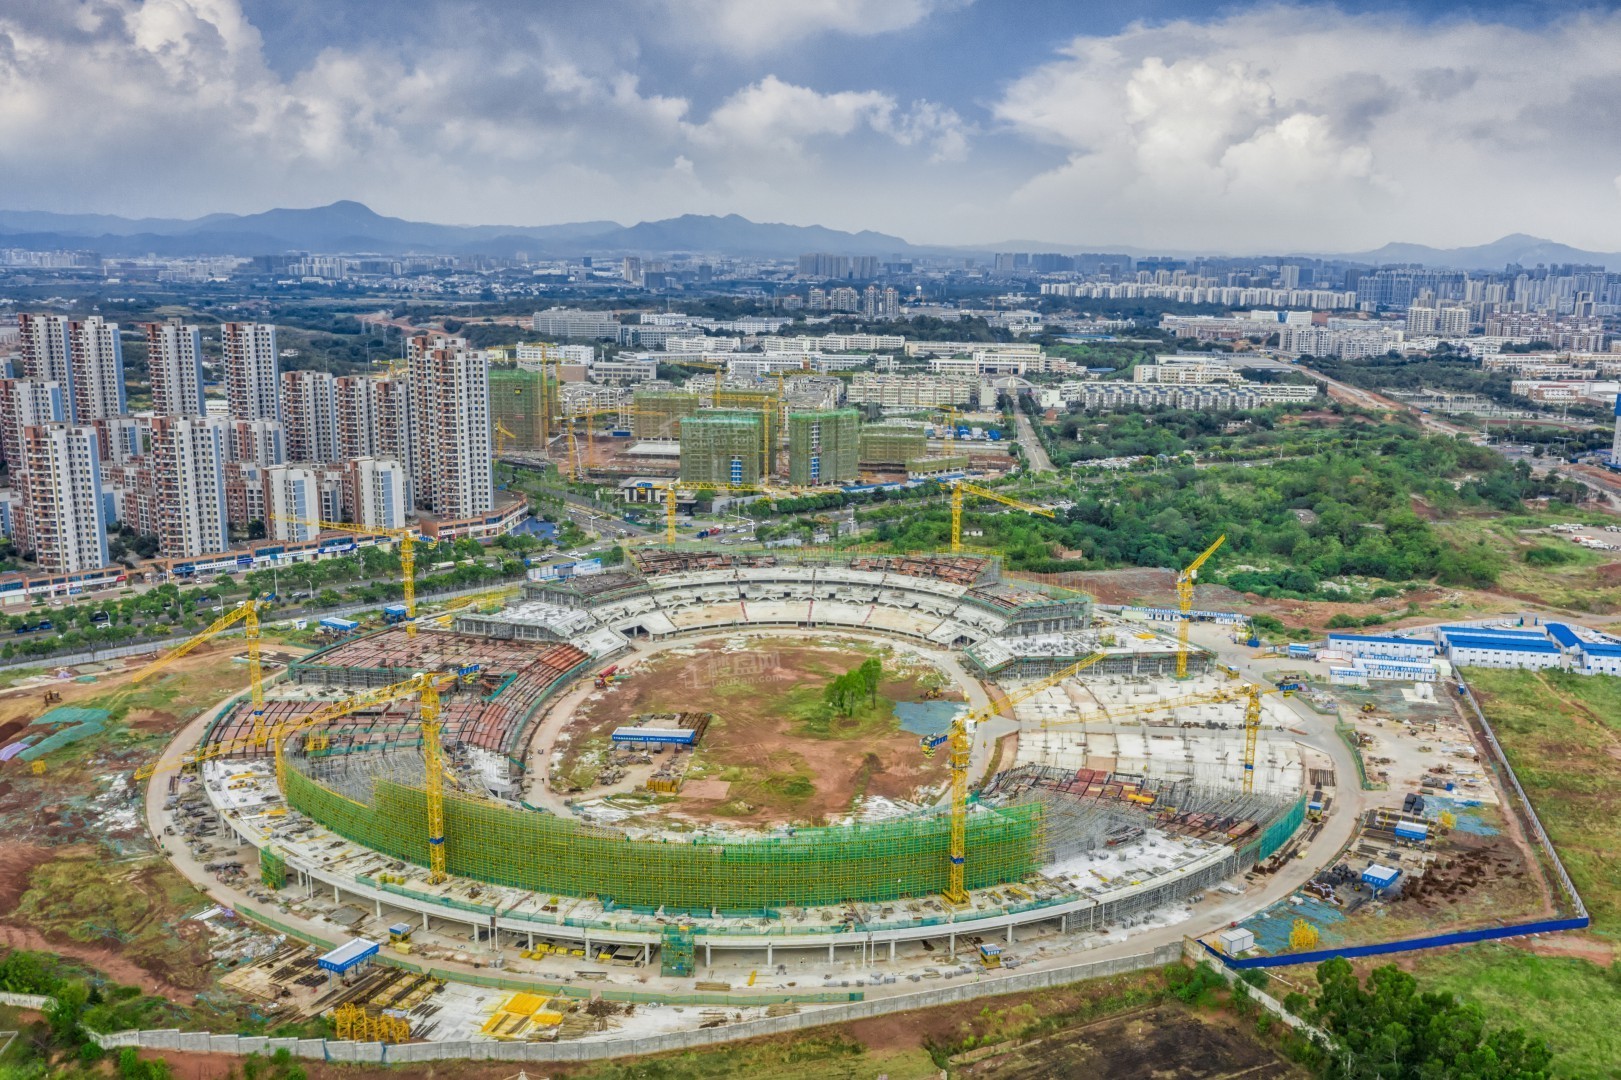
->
(1013, 408), (1057, 473)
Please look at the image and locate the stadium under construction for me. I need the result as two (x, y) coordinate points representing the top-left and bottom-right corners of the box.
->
(154, 551), (1314, 984)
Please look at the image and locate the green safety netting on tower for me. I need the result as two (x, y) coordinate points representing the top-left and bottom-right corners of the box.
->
(286, 768), (1044, 913)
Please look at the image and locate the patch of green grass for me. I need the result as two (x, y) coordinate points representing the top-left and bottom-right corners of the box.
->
(1407, 945), (1621, 1080)
(0, 666), (44, 690)
(1438, 517), (1621, 613)
(1467, 668), (1621, 934)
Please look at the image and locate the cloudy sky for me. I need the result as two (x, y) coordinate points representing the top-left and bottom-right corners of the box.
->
(2, 0), (1620, 251)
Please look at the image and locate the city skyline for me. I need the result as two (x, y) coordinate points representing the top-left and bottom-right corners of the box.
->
(3, 1), (1621, 251)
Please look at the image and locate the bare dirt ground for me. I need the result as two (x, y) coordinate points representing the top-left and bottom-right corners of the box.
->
(554, 639), (954, 826)
(957, 1005), (1304, 1079)
(0, 640), (266, 995)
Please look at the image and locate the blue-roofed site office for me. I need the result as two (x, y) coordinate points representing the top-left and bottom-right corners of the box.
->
(1329, 623), (1621, 676)
(1326, 633), (1438, 661)
(1442, 632), (1562, 670)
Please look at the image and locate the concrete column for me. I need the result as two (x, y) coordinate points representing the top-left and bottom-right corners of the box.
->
(1060, 914), (1067, 934)
(526, 931), (533, 950)
(949, 931), (956, 960)
(421, 912), (429, 931)
(1006, 924), (1014, 945)
(333, 885), (340, 902)
(642, 944), (649, 964)
(766, 941), (772, 965)
(374, 898), (382, 918)
(470, 921), (479, 943)
(828, 942), (835, 963)
(584, 934), (591, 958)
(705, 943), (712, 967)
(889, 940), (895, 962)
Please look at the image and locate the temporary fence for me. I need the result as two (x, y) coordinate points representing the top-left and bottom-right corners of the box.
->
(85, 942), (1182, 1065)
(1205, 915), (1592, 970)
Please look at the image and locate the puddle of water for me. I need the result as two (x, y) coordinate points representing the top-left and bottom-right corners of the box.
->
(894, 700), (964, 736)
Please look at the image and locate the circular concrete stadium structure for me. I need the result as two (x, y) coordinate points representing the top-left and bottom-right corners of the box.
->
(168, 552), (1309, 977)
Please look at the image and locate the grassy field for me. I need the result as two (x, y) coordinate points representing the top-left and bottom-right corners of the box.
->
(1409, 669), (1621, 1079)
(1436, 513), (1621, 613)
(1465, 667), (1621, 934)
(1404, 945), (1621, 1080)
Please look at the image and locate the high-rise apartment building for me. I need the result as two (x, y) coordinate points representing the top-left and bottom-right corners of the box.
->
(371, 377), (411, 463)
(334, 375), (377, 460)
(143, 320), (207, 416)
(0, 378), (64, 471)
(224, 419), (286, 466)
(17, 314), (73, 409)
(222, 322), (281, 421)
(149, 416), (228, 558)
(343, 456), (409, 529)
(263, 465), (322, 542)
(68, 316), (127, 423)
(19, 423), (108, 572)
(281, 370), (338, 462)
(406, 334), (492, 518)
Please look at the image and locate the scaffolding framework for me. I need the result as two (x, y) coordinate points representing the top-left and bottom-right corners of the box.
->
(788, 409), (860, 486)
(489, 368), (553, 452)
(858, 424), (927, 468)
(679, 410), (765, 486)
(286, 764), (1044, 912)
(631, 390), (700, 439)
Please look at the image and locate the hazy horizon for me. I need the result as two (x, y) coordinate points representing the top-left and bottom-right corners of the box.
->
(4, 1), (1621, 251)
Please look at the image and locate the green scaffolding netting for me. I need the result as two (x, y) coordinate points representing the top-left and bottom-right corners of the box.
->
(286, 768), (1044, 911)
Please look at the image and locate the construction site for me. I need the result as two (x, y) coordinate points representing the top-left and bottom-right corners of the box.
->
(108, 534), (1363, 1050)
(496, 365), (1016, 495)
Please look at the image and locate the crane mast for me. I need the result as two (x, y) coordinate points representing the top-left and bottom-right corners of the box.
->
(1176, 535), (1225, 679)
(942, 651), (1106, 904)
(949, 481), (1055, 555)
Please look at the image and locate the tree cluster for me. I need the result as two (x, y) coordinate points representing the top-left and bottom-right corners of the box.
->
(1288, 958), (1555, 1079)
(822, 657), (883, 717)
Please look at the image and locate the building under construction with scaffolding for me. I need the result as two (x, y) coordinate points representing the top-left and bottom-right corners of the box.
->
(678, 410), (765, 484)
(176, 550), (1306, 976)
(489, 368), (552, 452)
(631, 389), (699, 440)
(787, 409), (860, 485)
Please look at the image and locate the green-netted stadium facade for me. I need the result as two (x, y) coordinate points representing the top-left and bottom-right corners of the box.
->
(285, 767), (1044, 914)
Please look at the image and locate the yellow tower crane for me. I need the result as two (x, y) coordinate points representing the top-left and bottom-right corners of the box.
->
(936, 406), (961, 455)
(271, 516), (421, 636)
(271, 671), (457, 882)
(493, 420), (519, 457)
(663, 481), (755, 545)
(1176, 535), (1226, 680)
(935, 651), (1108, 905)
(131, 599), (267, 732)
(949, 481), (1054, 555)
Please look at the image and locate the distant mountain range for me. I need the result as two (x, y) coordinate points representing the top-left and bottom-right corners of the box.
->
(1328, 233), (1621, 271)
(1, 201), (1617, 268)
(0, 201), (918, 259)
